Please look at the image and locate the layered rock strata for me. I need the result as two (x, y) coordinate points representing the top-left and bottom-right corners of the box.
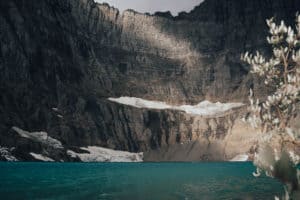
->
(1, 0), (300, 161)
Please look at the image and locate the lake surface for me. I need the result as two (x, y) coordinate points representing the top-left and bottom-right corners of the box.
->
(0, 162), (284, 200)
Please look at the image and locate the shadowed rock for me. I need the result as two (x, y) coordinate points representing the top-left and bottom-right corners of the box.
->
(0, 0), (300, 161)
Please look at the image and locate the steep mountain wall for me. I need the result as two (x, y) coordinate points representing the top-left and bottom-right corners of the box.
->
(0, 0), (300, 161)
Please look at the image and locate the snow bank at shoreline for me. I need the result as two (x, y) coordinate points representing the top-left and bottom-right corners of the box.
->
(0, 147), (18, 161)
(67, 146), (143, 162)
(108, 97), (244, 116)
(229, 154), (249, 162)
(29, 153), (54, 162)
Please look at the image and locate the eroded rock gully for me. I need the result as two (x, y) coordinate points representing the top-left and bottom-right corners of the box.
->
(0, 0), (299, 161)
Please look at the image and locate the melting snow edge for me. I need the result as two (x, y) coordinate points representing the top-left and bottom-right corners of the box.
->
(108, 97), (244, 116)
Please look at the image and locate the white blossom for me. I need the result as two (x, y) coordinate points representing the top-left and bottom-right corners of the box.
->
(292, 50), (300, 63)
(286, 27), (295, 45)
(242, 14), (300, 200)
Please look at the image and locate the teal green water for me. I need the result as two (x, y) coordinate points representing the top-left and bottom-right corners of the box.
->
(0, 162), (284, 200)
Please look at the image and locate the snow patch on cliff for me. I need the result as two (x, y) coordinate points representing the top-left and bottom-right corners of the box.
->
(12, 126), (63, 149)
(179, 101), (244, 116)
(109, 97), (172, 109)
(0, 146), (18, 161)
(29, 152), (54, 162)
(67, 146), (143, 162)
(108, 97), (244, 116)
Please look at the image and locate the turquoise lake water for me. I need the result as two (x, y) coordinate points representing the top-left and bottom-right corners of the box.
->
(0, 162), (284, 200)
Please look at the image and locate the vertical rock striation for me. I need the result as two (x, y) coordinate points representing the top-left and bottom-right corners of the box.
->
(0, 0), (299, 161)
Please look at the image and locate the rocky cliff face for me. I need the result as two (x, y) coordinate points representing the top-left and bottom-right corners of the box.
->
(0, 0), (300, 161)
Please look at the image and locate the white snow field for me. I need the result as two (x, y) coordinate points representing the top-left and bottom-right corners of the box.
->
(229, 154), (249, 162)
(108, 97), (244, 116)
(12, 126), (63, 149)
(67, 146), (143, 162)
(29, 152), (54, 162)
